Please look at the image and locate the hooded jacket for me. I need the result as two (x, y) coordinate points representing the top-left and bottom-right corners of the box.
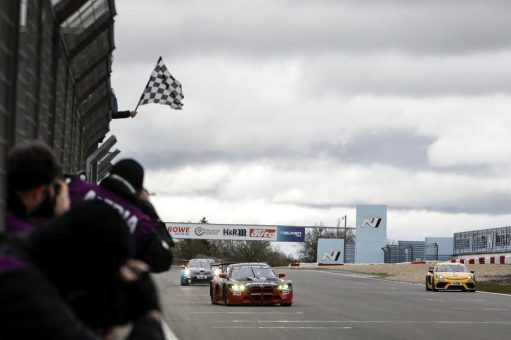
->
(0, 200), (164, 340)
(68, 176), (172, 273)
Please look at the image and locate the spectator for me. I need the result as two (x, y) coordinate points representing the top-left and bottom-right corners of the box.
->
(5, 141), (70, 235)
(68, 159), (173, 273)
(0, 200), (165, 339)
(111, 88), (137, 119)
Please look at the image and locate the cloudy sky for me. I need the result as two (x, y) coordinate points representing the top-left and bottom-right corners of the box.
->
(109, 0), (511, 253)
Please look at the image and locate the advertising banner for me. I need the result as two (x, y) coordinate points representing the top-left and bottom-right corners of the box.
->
(317, 238), (344, 264)
(166, 223), (305, 242)
(277, 226), (305, 242)
(355, 205), (387, 263)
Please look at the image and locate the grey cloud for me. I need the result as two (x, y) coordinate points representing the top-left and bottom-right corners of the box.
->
(117, 0), (511, 61)
(284, 192), (511, 216)
(301, 51), (511, 96)
(316, 132), (434, 170)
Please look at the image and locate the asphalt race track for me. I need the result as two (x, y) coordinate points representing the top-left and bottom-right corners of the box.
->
(154, 268), (511, 340)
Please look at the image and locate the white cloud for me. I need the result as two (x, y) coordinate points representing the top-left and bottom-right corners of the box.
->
(109, 1), (511, 243)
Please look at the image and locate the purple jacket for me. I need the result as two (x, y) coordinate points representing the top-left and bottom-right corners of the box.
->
(0, 255), (27, 274)
(68, 177), (172, 272)
(5, 211), (33, 235)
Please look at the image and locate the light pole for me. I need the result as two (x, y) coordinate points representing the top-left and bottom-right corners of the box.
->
(342, 215), (347, 263)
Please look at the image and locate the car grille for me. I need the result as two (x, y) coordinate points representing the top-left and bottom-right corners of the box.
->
(248, 285), (276, 302)
(249, 285), (274, 293)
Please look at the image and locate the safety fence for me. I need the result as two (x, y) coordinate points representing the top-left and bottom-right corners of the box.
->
(0, 0), (116, 232)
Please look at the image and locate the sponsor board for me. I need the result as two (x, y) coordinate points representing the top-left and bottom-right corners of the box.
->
(355, 205), (387, 263)
(277, 226), (305, 242)
(317, 238), (344, 264)
(166, 223), (278, 241)
(166, 223), (305, 242)
(249, 228), (276, 238)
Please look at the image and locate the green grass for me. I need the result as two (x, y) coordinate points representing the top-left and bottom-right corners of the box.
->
(477, 283), (511, 294)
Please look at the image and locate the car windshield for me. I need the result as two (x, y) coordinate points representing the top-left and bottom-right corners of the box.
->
(436, 265), (468, 273)
(188, 260), (212, 270)
(231, 266), (277, 279)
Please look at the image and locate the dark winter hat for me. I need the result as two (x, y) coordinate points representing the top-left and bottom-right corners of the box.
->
(7, 141), (60, 191)
(28, 200), (134, 294)
(110, 159), (144, 192)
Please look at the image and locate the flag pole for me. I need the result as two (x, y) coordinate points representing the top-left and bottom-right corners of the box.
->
(135, 57), (161, 112)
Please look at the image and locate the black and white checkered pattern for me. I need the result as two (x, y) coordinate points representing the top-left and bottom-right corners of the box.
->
(138, 57), (184, 109)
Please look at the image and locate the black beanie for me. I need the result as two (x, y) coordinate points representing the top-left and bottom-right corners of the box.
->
(110, 159), (144, 192)
(28, 200), (134, 294)
(7, 141), (60, 191)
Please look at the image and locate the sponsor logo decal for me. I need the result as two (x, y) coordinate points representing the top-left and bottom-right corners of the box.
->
(223, 228), (247, 237)
(281, 231), (302, 237)
(322, 250), (341, 261)
(168, 226), (190, 236)
(194, 226), (220, 237)
(249, 229), (276, 238)
(361, 217), (382, 228)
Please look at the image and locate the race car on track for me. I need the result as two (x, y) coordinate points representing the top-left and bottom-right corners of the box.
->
(180, 259), (214, 285)
(210, 262), (293, 306)
(426, 262), (476, 292)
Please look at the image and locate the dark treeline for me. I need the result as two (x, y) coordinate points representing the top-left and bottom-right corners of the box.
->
(173, 239), (293, 267)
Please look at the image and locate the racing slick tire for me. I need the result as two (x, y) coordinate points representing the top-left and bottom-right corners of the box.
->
(426, 277), (431, 291)
(180, 278), (189, 286)
(431, 280), (437, 292)
(222, 286), (229, 305)
(210, 284), (217, 304)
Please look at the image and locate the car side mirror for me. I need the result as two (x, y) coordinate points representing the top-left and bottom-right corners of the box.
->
(470, 270), (475, 273)
(428, 269), (434, 273)
(278, 272), (286, 278)
(219, 273), (227, 279)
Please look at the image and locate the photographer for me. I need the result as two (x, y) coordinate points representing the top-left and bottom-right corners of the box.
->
(69, 159), (173, 273)
(5, 141), (70, 235)
(0, 200), (165, 339)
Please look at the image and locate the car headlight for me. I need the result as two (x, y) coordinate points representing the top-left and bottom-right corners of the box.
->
(231, 284), (246, 292)
(278, 284), (290, 290)
(184, 269), (190, 276)
(436, 274), (444, 280)
(467, 274), (474, 280)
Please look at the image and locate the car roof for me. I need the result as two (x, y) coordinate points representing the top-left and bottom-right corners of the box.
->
(229, 262), (270, 267)
(435, 262), (467, 267)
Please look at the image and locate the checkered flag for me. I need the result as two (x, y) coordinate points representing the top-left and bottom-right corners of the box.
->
(137, 57), (184, 110)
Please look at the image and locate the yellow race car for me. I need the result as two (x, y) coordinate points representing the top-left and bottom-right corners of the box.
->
(426, 262), (476, 292)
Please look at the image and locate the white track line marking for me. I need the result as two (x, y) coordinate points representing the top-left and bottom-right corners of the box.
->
(214, 320), (511, 325)
(259, 326), (353, 329)
(300, 270), (511, 297)
(191, 311), (303, 314)
(162, 320), (179, 340)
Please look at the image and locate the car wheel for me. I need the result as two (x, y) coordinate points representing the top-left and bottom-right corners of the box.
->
(181, 278), (188, 286)
(426, 277), (431, 291)
(281, 302), (292, 307)
(222, 286), (228, 305)
(431, 280), (437, 292)
(210, 284), (217, 304)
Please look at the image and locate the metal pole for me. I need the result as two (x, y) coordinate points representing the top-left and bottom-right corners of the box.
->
(343, 215), (347, 263)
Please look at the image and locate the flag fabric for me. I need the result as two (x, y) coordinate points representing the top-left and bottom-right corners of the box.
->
(138, 57), (184, 109)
